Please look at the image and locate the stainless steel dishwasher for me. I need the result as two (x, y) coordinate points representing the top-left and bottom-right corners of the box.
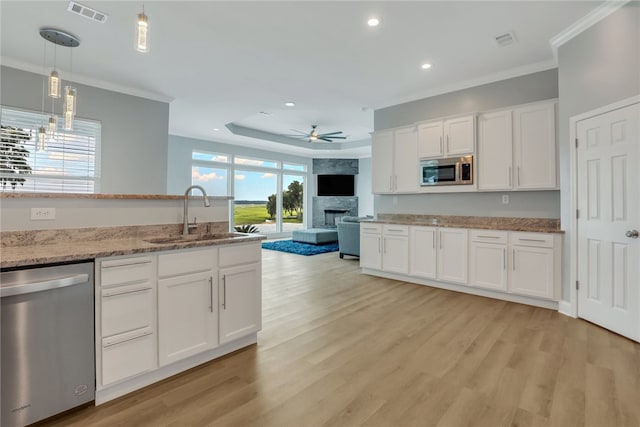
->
(1, 261), (95, 427)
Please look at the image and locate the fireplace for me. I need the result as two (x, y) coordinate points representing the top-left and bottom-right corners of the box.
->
(324, 209), (350, 227)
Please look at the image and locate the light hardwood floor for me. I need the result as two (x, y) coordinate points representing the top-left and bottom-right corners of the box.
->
(44, 249), (640, 427)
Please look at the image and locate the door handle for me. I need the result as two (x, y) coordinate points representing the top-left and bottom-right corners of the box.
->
(220, 276), (226, 310)
(626, 229), (639, 239)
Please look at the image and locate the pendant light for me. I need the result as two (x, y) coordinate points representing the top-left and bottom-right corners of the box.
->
(38, 40), (47, 151)
(136, 4), (149, 53)
(39, 28), (80, 134)
(63, 47), (77, 130)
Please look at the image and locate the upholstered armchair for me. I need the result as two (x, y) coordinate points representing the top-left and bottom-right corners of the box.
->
(336, 216), (366, 259)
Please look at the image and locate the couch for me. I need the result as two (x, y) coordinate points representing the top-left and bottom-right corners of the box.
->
(336, 216), (370, 259)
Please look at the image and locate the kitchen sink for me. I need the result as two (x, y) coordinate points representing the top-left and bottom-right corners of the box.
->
(144, 232), (248, 244)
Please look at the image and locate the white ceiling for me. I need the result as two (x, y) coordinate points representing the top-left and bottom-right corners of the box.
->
(1, 1), (601, 158)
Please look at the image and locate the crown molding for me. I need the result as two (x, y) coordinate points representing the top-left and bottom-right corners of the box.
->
(549, 0), (632, 63)
(1, 57), (174, 103)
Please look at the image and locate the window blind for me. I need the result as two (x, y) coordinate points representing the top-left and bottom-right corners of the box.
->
(0, 107), (101, 193)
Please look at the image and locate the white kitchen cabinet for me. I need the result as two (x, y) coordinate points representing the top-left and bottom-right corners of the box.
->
(372, 130), (394, 194)
(513, 102), (557, 189)
(218, 243), (262, 345)
(509, 232), (557, 299)
(393, 127), (419, 193)
(96, 255), (157, 388)
(477, 101), (557, 191)
(157, 248), (218, 366)
(477, 110), (513, 191)
(371, 127), (419, 194)
(437, 228), (468, 284)
(409, 226), (437, 279)
(360, 223), (382, 270)
(469, 230), (508, 292)
(418, 115), (475, 158)
(382, 225), (409, 274)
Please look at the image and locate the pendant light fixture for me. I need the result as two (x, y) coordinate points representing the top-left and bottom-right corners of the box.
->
(39, 28), (80, 134)
(38, 40), (47, 151)
(136, 4), (149, 53)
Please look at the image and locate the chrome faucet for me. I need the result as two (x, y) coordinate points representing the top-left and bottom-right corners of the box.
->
(183, 185), (210, 235)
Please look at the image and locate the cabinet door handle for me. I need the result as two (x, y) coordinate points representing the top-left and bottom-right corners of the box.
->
(446, 134), (450, 153)
(440, 135), (443, 153)
(220, 276), (226, 310)
(512, 249), (516, 271)
(209, 276), (214, 312)
(378, 237), (382, 254)
(503, 248), (506, 270)
(432, 232), (435, 249)
(517, 167), (521, 186)
(439, 233), (443, 250)
(383, 238), (386, 254)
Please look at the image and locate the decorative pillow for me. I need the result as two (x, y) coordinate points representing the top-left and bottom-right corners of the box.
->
(340, 216), (361, 223)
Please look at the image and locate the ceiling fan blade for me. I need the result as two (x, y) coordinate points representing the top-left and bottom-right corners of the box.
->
(319, 131), (343, 136)
(325, 136), (347, 140)
(289, 129), (310, 135)
(318, 137), (334, 142)
(282, 134), (308, 138)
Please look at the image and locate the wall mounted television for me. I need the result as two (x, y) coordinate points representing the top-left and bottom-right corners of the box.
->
(317, 174), (355, 197)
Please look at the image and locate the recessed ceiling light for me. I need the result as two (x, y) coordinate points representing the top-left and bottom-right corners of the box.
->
(367, 17), (380, 27)
(285, 102), (295, 107)
(213, 128), (220, 131)
(421, 63), (432, 70)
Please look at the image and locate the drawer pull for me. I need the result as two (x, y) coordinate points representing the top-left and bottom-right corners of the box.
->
(518, 238), (547, 243)
(103, 286), (151, 298)
(476, 235), (499, 239)
(387, 228), (405, 232)
(104, 331), (152, 348)
(102, 259), (152, 269)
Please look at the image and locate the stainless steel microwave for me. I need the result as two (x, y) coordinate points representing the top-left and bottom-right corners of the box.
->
(420, 156), (473, 186)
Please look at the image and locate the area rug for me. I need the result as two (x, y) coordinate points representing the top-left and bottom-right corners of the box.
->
(261, 239), (339, 256)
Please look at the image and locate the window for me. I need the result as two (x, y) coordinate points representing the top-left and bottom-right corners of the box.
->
(0, 107), (100, 193)
(191, 151), (307, 235)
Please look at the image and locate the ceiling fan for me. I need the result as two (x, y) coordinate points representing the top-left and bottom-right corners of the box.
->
(285, 125), (347, 143)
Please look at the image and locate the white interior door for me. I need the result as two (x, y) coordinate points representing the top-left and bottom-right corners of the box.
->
(577, 102), (639, 342)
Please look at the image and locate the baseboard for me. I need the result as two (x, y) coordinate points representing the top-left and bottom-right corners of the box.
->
(558, 300), (577, 318)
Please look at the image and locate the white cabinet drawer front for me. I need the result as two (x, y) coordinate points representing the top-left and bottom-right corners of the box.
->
(158, 248), (217, 277)
(383, 224), (409, 236)
(509, 232), (554, 248)
(100, 256), (154, 287)
(360, 223), (382, 234)
(219, 243), (261, 268)
(101, 327), (156, 386)
(470, 229), (508, 244)
(101, 283), (154, 338)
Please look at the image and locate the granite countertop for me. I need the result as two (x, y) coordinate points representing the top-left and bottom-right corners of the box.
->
(0, 223), (265, 269)
(366, 214), (563, 234)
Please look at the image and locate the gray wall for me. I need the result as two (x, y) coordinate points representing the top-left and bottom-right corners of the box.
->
(557, 4), (640, 300)
(375, 68), (558, 130)
(357, 157), (374, 216)
(0, 66), (170, 194)
(373, 69), (560, 218)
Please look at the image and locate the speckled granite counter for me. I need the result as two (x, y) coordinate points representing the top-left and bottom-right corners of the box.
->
(368, 214), (562, 233)
(0, 223), (265, 269)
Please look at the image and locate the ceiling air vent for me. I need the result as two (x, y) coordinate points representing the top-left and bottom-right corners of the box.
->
(67, 1), (108, 23)
(495, 31), (516, 47)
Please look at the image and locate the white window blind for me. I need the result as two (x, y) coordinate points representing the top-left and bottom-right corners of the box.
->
(0, 107), (101, 193)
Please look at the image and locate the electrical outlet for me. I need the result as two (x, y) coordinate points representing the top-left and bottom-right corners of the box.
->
(31, 207), (56, 220)
(501, 195), (509, 205)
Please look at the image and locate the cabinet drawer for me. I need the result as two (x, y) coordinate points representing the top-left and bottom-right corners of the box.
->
(100, 256), (154, 287)
(383, 224), (409, 236)
(360, 223), (382, 234)
(219, 243), (261, 268)
(470, 229), (508, 244)
(101, 327), (156, 386)
(101, 283), (154, 338)
(509, 232), (554, 248)
(158, 248), (217, 277)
